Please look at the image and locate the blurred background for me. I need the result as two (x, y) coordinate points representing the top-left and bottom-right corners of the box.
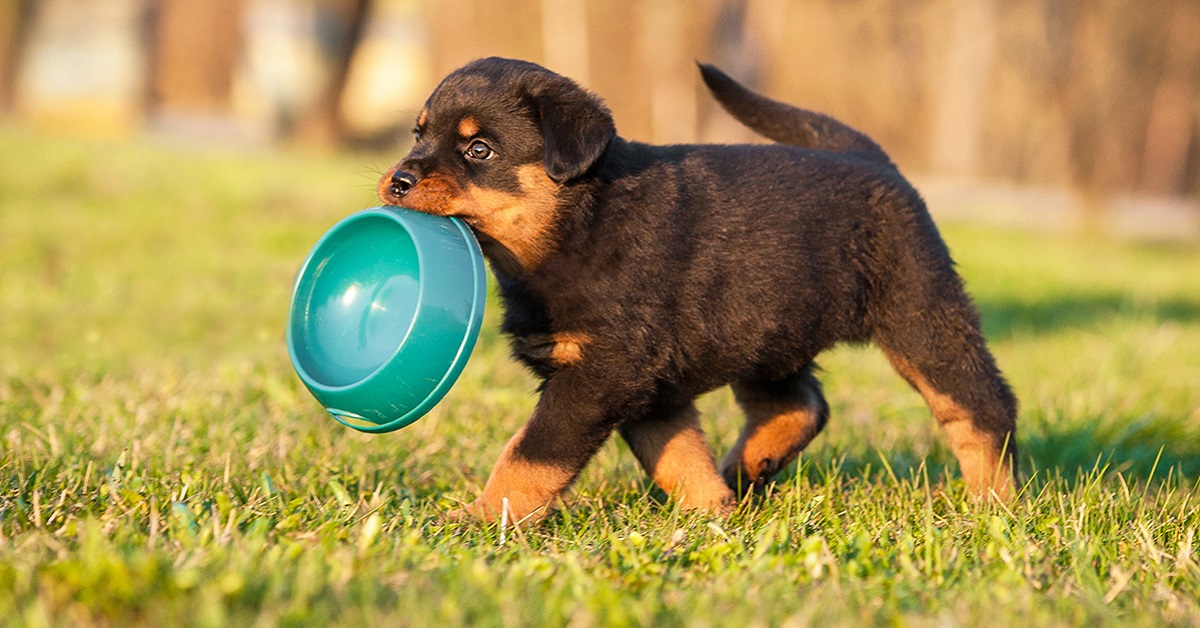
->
(1, 0), (1198, 236)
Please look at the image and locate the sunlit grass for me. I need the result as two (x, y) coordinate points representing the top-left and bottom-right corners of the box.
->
(2, 124), (1198, 625)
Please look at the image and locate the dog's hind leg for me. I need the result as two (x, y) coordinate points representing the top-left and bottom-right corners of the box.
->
(719, 365), (829, 494)
(619, 403), (735, 512)
(874, 298), (1018, 500)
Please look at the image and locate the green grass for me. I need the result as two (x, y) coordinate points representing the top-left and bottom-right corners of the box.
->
(2, 122), (1199, 626)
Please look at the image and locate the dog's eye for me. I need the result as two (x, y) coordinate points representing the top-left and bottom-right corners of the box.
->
(465, 140), (495, 161)
(411, 126), (422, 141)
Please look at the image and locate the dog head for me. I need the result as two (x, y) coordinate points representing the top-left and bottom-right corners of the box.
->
(379, 58), (615, 274)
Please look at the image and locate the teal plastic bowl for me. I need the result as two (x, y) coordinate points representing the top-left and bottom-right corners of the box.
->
(287, 206), (486, 432)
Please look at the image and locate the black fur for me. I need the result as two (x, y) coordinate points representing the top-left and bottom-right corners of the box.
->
(380, 57), (1018, 518)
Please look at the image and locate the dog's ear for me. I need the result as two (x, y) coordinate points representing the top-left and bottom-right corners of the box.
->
(531, 79), (615, 182)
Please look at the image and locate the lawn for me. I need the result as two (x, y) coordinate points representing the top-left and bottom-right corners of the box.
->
(2, 123), (1199, 626)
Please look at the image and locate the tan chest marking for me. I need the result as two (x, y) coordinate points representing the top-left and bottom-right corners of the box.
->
(549, 332), (588, 366)
(516, 332), (591, 368)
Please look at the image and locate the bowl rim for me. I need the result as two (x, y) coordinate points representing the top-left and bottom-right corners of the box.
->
(287, 207), (423, 393)
(286, 206), (487, 432)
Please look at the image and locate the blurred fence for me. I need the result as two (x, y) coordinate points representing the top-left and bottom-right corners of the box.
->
(2, 0), (1198, 204)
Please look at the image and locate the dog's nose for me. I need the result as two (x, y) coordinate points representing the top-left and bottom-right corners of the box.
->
(389, 170), (418, 196)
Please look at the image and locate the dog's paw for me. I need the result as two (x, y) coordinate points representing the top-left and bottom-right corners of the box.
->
(695, 495), (737, 518)
(443, 507), (469, 523)
(442, 498), (516, 524)
(720, 460), (773, 495)
(443, 500), (487, 524)
(674, 484), (737, 516)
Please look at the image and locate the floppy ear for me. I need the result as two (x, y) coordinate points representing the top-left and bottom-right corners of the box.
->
(532, 80), (616, 182)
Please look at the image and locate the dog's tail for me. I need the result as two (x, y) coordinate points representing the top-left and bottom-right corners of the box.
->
(698, 63), (892, 165)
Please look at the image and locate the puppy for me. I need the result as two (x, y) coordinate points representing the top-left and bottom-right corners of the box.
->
(379, 57), (1018, 522)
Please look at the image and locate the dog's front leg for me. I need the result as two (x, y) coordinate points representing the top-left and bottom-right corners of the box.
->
(448, 371), (618, 523)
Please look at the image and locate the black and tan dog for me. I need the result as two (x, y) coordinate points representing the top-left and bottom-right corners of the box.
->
(379, 57), (1018, 522)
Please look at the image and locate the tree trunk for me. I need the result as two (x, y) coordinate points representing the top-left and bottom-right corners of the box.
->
(146, 0), (245, 114)
(294, 0), (371, 145)
(1138, 3), (1200, 196)
(0, 0), (36, 111)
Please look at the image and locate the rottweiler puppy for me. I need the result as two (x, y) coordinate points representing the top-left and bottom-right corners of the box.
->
(378, 57), (1018, 522)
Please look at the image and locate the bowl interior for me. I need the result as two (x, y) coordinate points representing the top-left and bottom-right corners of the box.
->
(292, 215), (420, 388)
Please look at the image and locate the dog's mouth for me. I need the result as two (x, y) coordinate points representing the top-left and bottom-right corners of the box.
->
(376, 177), (486, 235)
(450, 220), (495, 247)
(463, 221), (500, 249)
(446, 214), (484, 237)
(376, 165), (557, 276)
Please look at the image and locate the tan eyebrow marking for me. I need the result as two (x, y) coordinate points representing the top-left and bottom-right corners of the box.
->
(458, 116), (479, 138)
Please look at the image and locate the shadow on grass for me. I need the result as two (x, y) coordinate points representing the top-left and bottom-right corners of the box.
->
(552, 425), (1200, 517)
(756, 419), (1200, 495)
(977, 293), (1200, 338)
(1020, 420), (1200, 483)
